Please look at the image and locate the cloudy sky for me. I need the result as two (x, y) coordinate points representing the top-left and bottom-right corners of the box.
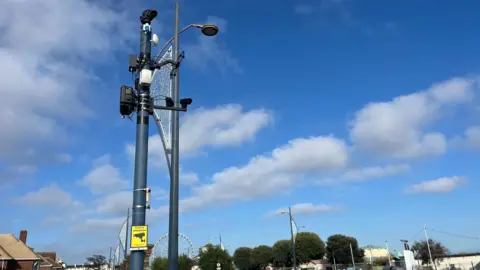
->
(1, 0), (480, 264)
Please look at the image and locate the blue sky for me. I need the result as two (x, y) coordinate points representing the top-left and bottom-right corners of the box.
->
(1, 0), (480, 264)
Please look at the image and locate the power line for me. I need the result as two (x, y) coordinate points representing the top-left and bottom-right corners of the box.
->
(410, 228), (424, 242)
(429, 228), (480, 240)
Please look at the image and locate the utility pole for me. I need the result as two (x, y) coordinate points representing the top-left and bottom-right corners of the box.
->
(109, 247), (113, 270)
(350, 242), (356, 270)
(333, 251), (337, 270)
(385, 241), (392, 266)
(424, 225), (437, 270)
(288, 207), (297, 270)
(168, 3), (181, 270)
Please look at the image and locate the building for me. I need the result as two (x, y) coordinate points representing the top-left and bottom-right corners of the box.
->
(0, 230), (40, 270)
(417, 252), (480, 269)
(363, 247), (390, 262)
(301, 259), (331, 270)
(37, 252), (65, 270)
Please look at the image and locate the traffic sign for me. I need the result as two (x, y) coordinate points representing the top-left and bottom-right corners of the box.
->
(130, 225), (148, 250)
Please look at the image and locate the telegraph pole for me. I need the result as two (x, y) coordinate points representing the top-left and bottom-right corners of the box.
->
(424, 225), (437, 270)
(288, 207), (297, 270)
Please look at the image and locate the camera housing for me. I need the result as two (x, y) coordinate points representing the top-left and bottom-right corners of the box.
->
(180, 98), (193, 109)
(140, 9), (158, 24)
(120, 85), (136, 116)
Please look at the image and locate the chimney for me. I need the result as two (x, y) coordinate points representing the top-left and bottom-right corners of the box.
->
(19, 230), (27, 244)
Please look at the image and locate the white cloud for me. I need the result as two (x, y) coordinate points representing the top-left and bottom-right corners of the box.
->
(452, 126), (480, 148)
(0, 0), (131, 172)
(181, 171), (200, 186)
(350, 77), (477, 158)
(70, 217), (127, 232)
(78, 155), (128, 194)
(405, 176), (465, 194)
(184, 16), (242, 74)
(163, 136), (348, 213)
(13, 183), (83, 209)
(180, 104), (272, 154)
(96, 191), (131, 215)
(342, 164), (410, 181)
(270, 203), (342, 216)
(126, 104), (272, 167)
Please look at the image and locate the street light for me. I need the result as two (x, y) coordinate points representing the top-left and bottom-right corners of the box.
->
(154, 23), (219, 62)
(280, 207), (297, 270)
(162, 4), (219, 270)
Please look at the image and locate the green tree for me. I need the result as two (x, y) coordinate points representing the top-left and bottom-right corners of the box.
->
(412, 239), (449, 265)
(295, 232), (326, 263)
(85, 255), (107, 269)
(272, 240), (292, 267)
(233, 247), (253, 270)
(326, 234), (364, 265)
(251, 245), (273, 269)
(151, 255), (193, 270)
(199, 243), (234, 270)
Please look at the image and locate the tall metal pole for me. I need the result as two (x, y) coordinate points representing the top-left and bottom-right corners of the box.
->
(385, 241), (392, 266)
(350, 242), (356, 270)
(130, 13), (152, 270)
(333, 251), (337, 270)
(288, 207), (297, 270)
(124, 208), (130, 260)
(167, 2), (181, 270)
(424, 225), (436, 270)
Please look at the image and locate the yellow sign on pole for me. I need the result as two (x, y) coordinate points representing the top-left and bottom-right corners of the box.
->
(130, 225), (148, 250)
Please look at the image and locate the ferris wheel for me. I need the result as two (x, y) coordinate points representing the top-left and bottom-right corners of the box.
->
(148, 233), (196, 269)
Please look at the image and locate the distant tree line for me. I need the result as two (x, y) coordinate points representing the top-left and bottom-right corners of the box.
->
(86, 233), (450, 270)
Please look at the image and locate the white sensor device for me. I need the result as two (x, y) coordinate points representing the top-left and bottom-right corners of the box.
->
(139, 69), (153, 86)
(152, 33), (159, 46)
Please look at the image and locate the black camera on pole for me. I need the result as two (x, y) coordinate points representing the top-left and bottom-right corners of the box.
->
(120, 85), (136, 116)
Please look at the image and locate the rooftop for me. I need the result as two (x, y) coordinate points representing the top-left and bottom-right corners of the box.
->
(0, 234), (39, 261)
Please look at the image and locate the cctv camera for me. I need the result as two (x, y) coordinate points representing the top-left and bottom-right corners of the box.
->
(180, 98), (193, 109)
(140, 9), (158, 24)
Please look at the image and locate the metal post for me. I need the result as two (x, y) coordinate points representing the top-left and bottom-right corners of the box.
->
(333, 251), (337, 270)
(289, 207), (297, 270)
(130, 14), (152, 270)
(124, 208), (130, 260)
(424, 225), (436, 270)
(385, 241), (392, 266)
(350, 242), (356, 270)
(109, 247), (113, 270)
(167, 2), (181, 270)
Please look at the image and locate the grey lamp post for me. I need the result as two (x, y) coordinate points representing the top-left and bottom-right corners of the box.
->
(281, 207), (297, 270)
(165, 3), (218, 270)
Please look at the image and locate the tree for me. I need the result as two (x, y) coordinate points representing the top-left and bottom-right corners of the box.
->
(199, 243), (234, 270)
(85, 255), (107, 269)
(412, 239), (449, 265)
(233, 247), (253, 270)
(151, 255), (193, 270)
(251, 245), (273, 269)
(326, 234), (364, 265)
(295, 232), (326, 263)
(272, 240), (292, 267)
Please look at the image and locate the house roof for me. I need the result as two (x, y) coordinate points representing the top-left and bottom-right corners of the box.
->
(0, 234), (39, 260)
(37, 252), (64, 268)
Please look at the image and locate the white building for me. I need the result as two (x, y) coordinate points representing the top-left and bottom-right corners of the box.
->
(417, 252), (480, 270)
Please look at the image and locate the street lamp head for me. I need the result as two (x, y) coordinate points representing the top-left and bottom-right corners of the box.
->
(201, 24), (219, 36)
